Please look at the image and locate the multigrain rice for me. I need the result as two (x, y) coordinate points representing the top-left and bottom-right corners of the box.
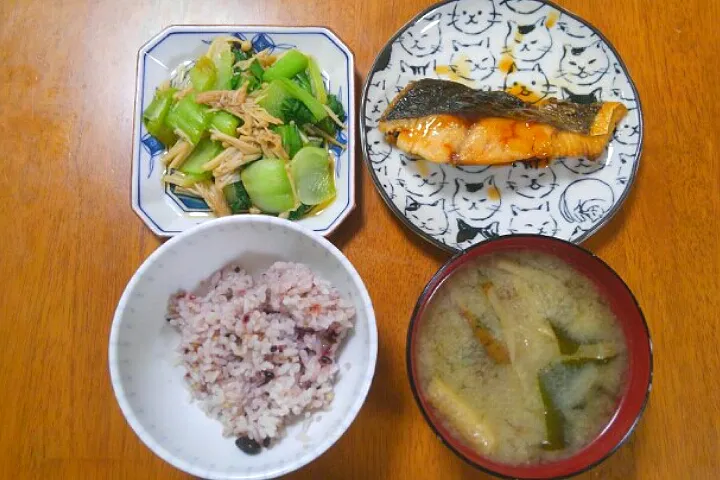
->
(167, 262), (355, 447)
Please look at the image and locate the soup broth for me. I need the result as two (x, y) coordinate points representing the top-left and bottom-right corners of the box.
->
(416, 252), (627, 465)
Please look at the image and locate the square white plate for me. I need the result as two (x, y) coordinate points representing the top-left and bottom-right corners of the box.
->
(132, 26), (355, 237)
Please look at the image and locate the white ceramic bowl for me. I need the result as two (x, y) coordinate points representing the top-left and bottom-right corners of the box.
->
(132, 26), (356, 237)
(109, 216), (377, 479)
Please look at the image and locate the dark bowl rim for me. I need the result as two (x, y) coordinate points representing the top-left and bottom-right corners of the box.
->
(405, 234), (653, 479)
(359, 0), (645, 254)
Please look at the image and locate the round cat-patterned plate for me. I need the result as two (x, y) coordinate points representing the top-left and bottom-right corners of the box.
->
(360, 0), (643, 253)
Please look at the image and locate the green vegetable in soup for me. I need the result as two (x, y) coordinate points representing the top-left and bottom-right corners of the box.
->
(562, 343), (618, 366)
(550, 322), (581, 355)
(538, 344), (618, 450)
(538, 371), (566, 451)
(241, 158), (296, 213)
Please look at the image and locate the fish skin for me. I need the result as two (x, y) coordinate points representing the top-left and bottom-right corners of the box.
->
(380, 79), (604, 134)
(379, 79), (627, 166)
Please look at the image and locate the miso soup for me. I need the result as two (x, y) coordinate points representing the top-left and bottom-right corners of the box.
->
(415, 252), (628, 465)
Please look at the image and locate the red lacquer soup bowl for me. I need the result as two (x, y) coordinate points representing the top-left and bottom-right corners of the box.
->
(406, 235), (653, 479)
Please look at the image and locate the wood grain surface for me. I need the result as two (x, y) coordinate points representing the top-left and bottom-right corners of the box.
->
(1, 0), (718, 478)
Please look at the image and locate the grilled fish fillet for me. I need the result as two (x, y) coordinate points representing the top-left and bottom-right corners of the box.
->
(378, 79), (627, 165)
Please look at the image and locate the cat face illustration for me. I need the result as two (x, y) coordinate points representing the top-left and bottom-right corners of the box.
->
(507, 162), (557, 198)
(449, 1), (498, 35)
(615, 152), (635, 186)
(505, 17), (553, 63)
(405, 196), (449, 236)
(556, 20), (594, 40)
(364, 78), (389, 127)
(396, 158), (446, 197)
(610, 87), (638, 112)
(559, 40), (610, 86)
(450, 38), (496, 82)
(399, 12), (442, 57)
(391, 76), (409, 96)
(610, 66), (639, 116)
(509, 203), (558, 236)
(456, 219), (499, 245)
(559, 156), (606, 175)
(503, 63), (554, 104)
(559, 178), (615, 227)
(499, 0), (545, 15)
(453, 176), (502, 222)
(614, 121), (641, 146)
(399, 59), (436, 77)
(561, 86), (602, 104)
(374, 165), (395, 200)
(609, 70), (639, 113)
(365, 128), (392, 165)
(455, 164), (492, 175)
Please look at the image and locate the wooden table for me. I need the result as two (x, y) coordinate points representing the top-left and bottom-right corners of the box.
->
(2, 0), (718, 478)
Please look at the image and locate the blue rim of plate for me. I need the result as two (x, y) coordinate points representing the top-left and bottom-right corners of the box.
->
(359, 0), (644, 254)
(131, 25), (355, 238)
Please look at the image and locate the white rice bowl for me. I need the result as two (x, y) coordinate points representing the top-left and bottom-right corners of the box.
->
(109, 216), (377, 480)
